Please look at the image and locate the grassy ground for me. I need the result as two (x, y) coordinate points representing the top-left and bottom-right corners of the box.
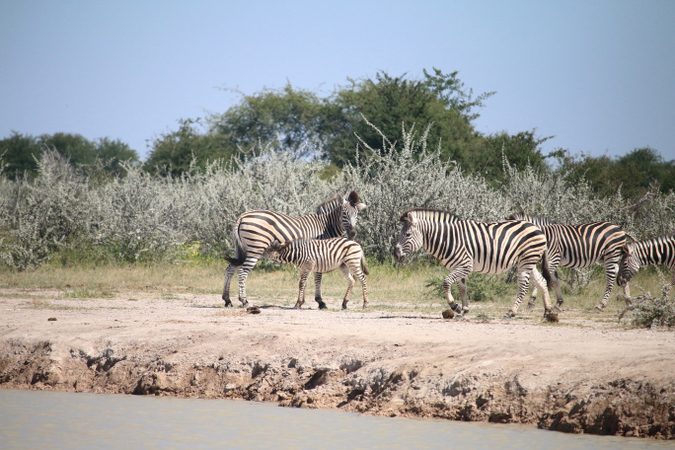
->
(0, 260), (671, 326)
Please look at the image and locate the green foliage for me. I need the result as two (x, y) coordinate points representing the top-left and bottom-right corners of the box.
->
(0, 132), (139, 180)
(475, 130), (552, 185)
(619, 293), (675, 328)
(553, 147), (675, 199)
(324, 69), (494, 167)
(144, 118), (232, 176)
(425, 272), (510, 302)
(0, 132), (42, 179)
(210, 84), (326, 157)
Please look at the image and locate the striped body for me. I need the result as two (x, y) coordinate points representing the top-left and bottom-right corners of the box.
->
(223, 192), (367, 307)
(268, 237), (369, 309)
(618, 235), (675, 292)
(394, 209), (552, 319)
(508, 213), (628, 311)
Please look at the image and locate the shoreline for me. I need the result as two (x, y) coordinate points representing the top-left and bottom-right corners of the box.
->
(1, 291), (674, 439)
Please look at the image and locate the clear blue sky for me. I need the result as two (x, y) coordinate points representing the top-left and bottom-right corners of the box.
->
(2, 0), (674, 162)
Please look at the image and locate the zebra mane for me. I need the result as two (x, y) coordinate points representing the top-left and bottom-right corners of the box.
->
(315, 191), (362, 214)
(316, 196), (342, 215)
(507, 212), (555, 227)
(400, 208), (459, 223)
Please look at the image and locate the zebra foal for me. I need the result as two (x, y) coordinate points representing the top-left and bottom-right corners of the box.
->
(223, 191), (367, 307)
(266, 237), (370, 310)
(617, 235), (675, 294)
(507, 213), (630, 311)
(393, 209), (553, 319)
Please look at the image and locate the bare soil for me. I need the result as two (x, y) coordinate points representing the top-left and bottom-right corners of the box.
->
(1, 289), (674, 439)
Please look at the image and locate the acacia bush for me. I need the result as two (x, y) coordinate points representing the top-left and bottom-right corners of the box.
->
(2, 128), (675, 270)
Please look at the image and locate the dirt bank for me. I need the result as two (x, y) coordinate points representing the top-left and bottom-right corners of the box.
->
(1, 289), (674, 439)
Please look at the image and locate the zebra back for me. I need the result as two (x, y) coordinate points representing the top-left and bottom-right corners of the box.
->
(506, 212), (555, 228)
(269, 237), (367, 274)
(621, 235), (675, 282)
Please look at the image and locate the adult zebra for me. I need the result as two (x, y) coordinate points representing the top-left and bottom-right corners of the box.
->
(393, 208), (553, 319)
(507, 212), (630, 311)
(223, 191), (368, 307)
(617, 235), (675, 294)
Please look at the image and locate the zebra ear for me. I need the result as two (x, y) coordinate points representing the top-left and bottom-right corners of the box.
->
(270, 239), (282, 250)
(400, 212), (415, 224)
(345, 191), (365, 208)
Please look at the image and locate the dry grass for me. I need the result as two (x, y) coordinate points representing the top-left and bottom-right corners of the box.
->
(1, 262), (670, 326)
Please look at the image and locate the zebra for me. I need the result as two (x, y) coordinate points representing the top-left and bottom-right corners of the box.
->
(393, 208), (553, 319)
(507, 212), (630, 311)
(266, 237), (370, 310)
(223, 191), (368, 307)
(617, 235), (675, 294)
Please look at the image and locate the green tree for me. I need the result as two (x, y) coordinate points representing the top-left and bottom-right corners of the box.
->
(211, 84), (325, 157)
(554, 147), (675, 198)
(323, 69), (495, 167)
(474, 130), (552, 185)
(0, 131), (42, 179)
(144, 118), (232, 176)
(94, 137), (140, 177)
(38, 132), (98, 166)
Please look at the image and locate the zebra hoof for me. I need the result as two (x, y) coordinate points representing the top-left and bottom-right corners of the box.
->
(593, 306), (604, 313)
(240, 299), (249, 308)
(502, 311), (516, 320)
(341, 304), (348, 310)
(527, 302), (536, 310)
(223, 299), (233, 307)
(317, 301), (327, 310)
(450, 303), (463, 313)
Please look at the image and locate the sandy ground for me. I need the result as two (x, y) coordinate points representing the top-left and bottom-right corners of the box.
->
(1, 289), (674, 439)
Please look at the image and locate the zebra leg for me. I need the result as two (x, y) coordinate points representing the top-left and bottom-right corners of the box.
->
(457, 277), (470, 316)
(527, 286), (538, 309)
(355, 269), (369, 309)
(294, 265), (313, 309)
(222, 264), (237, 307)
(339, 264), (356, 310)
(595, 261), (619, 311)
(550, 269), (565, 311)
(530, 267), (553, 320)
(235, 255), (263, 307)
(314, 272), (327, 310)
(443, 269), (471, 316)
(504, 266), (533, 319)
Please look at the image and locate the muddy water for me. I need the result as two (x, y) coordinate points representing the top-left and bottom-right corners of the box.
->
(0, 390), (671, 449)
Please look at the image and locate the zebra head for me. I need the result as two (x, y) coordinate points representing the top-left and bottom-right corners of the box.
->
(266, 239), (290, 264)
(617, 243), (640, 286)
(393, 211), (423, 263)
(341, 191), (368, 239)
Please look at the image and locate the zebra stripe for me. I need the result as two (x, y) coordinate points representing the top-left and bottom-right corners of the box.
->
(393, 208), (552, 319)
(267, 237), (370, 310)
(508, 213), (629, 311)
(223, 191), (367, 307)
(618, 235), (675, 293)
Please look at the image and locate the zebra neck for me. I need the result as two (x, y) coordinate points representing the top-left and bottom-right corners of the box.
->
(317, 206), (344, 238)
(637, 239), (673, 265)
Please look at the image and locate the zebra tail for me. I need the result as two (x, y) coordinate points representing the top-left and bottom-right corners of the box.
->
(224, 221), (248, 266)
(541, 250), (553, 290)
(361, 254), (370, 276)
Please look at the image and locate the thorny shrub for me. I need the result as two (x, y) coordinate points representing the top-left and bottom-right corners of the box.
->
(1, 126), (675, 272)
